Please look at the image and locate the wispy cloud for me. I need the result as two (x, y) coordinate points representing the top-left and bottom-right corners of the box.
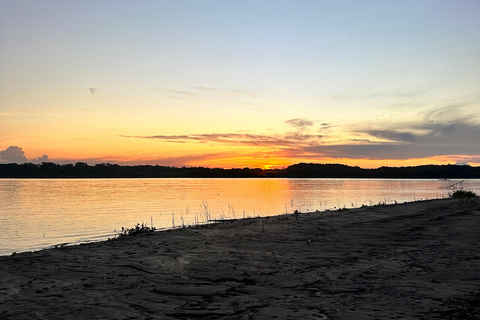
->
(285, 118), (314, 129)
(152, 86), (271, 111)
(0, 112), (61, 117)
(153, 88), (193, 99)
(420, 103), (480, 124)
(121, 132), (323, 148)
(154, 86), (260, 99)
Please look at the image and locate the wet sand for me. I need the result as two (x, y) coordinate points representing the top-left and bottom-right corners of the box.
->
(1, 198), (479, 319)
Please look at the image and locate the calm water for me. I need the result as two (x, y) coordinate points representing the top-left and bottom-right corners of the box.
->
(1, 178), (478, 255)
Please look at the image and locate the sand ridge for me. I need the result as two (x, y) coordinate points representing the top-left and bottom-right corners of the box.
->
(0, 198), (479, 319)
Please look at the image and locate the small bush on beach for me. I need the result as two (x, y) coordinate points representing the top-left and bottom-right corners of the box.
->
(449, 190), (478, 207)
(117, 223), (156, 238)
(450, 190), (478, 199)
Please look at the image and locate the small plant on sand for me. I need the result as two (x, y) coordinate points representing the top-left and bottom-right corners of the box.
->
(116, 222), (156, 238)
(450, 190), (478, 207)
(293, 210), (300, 223)
(450, 190), (478, 199)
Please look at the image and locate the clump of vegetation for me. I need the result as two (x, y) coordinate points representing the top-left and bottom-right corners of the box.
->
(443, 295), (480, 319)
(449, 190), (478, 207)
(450, 190), (478, 199)
(117, 222), (156, 238)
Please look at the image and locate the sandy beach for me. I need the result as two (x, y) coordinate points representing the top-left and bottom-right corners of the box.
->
(1, 198), (479, 319)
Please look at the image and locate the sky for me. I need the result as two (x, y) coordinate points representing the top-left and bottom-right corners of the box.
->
(1, 0), (479, 169)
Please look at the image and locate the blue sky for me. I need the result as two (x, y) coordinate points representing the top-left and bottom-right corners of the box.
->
(1, 0), (479, 168)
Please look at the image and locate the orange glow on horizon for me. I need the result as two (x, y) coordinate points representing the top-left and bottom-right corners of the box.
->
(57, 155), (478, 170)
(12, 135), (480, 170)
(181, 154), (480, 170)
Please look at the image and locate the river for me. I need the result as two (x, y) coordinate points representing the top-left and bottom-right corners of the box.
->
(1, 178), (478, 255)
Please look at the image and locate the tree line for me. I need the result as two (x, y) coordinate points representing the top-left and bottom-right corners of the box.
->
(1, 162), (479, 178)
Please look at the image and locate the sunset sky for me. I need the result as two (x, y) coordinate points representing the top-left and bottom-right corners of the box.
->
(1, 0), (479, 169)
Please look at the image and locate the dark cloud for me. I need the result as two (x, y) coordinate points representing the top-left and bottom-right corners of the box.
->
(0, 146), (52, 164)
(302, 143), (479, 160)
(419, 122), (480, 146)
(303, 120), (480, 160)
(0, 146), (29, 163)
(348, 114), (478, 140)
(366, 130), (419, 143)
(361, 121), (480, 146)
(31, 155), (51, 164)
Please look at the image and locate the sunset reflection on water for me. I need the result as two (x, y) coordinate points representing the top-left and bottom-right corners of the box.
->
(1, 178), (479, 255)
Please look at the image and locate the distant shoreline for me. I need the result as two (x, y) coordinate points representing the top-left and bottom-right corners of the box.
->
(2, 162), (480, 179)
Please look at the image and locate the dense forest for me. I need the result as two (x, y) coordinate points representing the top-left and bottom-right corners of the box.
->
(1, 162), (479, 178)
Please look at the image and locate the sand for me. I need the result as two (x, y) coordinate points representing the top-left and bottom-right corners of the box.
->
(0, 198), (479, 320)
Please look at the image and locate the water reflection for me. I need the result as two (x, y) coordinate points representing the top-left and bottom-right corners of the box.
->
(1, 178), (478, 255)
